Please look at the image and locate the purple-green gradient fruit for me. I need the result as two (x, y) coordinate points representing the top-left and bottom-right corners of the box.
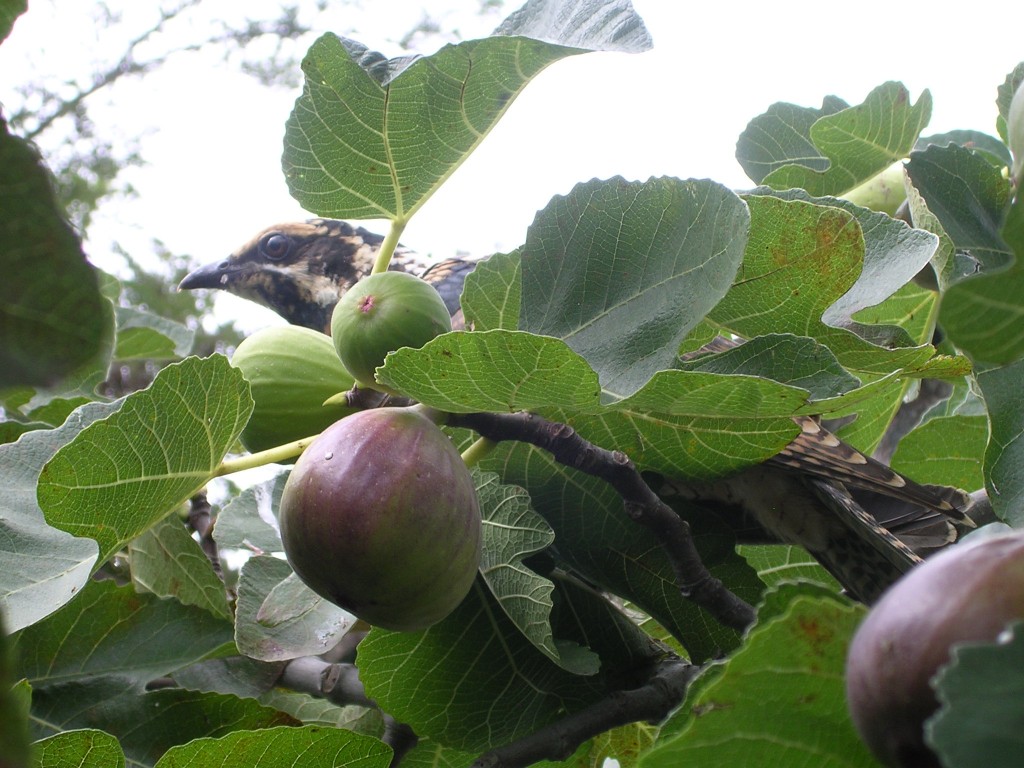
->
(846, 531), (1024, 767)
(330, 271), (452, 386)
(231, 326), (355, 454)
(1009, 79), (1024, 186)
(278, 407), (481, 631)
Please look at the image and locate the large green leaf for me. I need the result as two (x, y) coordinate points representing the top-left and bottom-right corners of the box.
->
(114, 306), (194, 361)
(475, 471), (598, 675)
(563, 369), (803, 479)
(640, 590), (873, 768)
(483, 441), (761, 661)
(37, 356), (253, 565)
(359, 573), (657, 754)
(977, 359), (1024, 525)
(284, 1), (650, 220)
(129, 514), (232, 621)
(0, 0), (27, 43)
(32, 730), (125, 768)
(0, 613), (30, 768)
(906, 142), (1014, 273)
(379, 330), (602, 413)
(927, 622), (1024, 768)
(753, 188), (940, 344)
(154, 725), (393, 768)
(519, 177), (750, 396)
(361, 577), (590, 753)
(235, 555), (355, 663)
(677, 333), (860, 400)
(749, 82), (932, 196)
(0, 400), (122, 633)
(0, 118), (108, 389)
(941, 195), (1024, 365)
(710, 195), (932, 376)
(13, 578), (233, 687)
(890, 415), (988, 492)
(461, 250), (522, 331)
(736, 96), (848, 184)
(703, 194), (953, 453)
(29, 678), (296, 767)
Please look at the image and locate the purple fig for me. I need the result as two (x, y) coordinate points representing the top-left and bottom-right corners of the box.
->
(846, 530), (1024, 767)
(279, 407), (481, 631)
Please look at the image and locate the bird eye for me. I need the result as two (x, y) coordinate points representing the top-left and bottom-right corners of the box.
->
(261, 233), (292, 260)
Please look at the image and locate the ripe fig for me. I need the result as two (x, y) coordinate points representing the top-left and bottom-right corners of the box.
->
(331, 271), (452, 386)
(846, 530), (1024, 767)
(278, 407), (481, 631)
(1009, 79), (1024, 187)
(231, 325), (356, 454)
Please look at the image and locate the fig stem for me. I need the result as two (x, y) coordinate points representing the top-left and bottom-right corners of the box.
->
(214, 434), (320, 476)
(371, 219), (407, 275)
(461, 436), (498, 469)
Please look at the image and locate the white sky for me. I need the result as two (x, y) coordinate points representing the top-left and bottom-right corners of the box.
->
(2, 0), (1020, 332)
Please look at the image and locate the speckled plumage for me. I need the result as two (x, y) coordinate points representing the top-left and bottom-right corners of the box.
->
(181, 219), (971, 602)
(179, 219), (450, 333)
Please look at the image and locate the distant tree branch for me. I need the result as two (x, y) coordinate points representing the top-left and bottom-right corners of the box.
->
(13, 1), (311, 141)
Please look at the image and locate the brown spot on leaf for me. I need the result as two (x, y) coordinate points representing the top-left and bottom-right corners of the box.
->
(797, 615), (834, 657)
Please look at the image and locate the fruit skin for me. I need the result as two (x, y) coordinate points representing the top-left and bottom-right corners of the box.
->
(845, 531), (1024, 767)
(278, 407), (481, 631)
(231, 325), (356, 454)
(1009, 79), (1024, 187)
(841, 161), (907, 216)
(331, 271), (452, 386)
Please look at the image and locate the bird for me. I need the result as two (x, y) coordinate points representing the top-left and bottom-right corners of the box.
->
(178, 219), (473, 333)
(180, 218), (972, 603)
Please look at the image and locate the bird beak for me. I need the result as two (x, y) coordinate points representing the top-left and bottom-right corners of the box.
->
(178, 259), (244, 291)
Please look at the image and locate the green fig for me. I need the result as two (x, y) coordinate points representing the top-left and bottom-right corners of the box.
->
(841, 161), (907, 216)
(231, 325), (355, 454)
(331, 271), (452, 387)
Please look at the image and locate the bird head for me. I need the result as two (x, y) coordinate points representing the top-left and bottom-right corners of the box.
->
(178, 219), (429, 333)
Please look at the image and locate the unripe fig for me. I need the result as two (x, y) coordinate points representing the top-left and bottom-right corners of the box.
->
(231, 326), (356, 454)
(279, 407), (481, 631)
(846, 531), (1024, 767)
(841, 161), (907, 216)
(331, 271), (452, 386)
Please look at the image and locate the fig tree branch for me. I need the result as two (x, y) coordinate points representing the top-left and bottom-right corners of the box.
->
(277, 655), (418, 767)
(472, 656), (700, 768)
(185, 491), (223, 584)
(447, 411), (757, 632)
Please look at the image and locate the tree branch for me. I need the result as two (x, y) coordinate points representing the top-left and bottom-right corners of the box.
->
(277, 655), (418, 767)
(447, 412), (757, 631)
(186, 491), (223, 584)
(473, 657), (699, 768)
(15, 1), (310, 141)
